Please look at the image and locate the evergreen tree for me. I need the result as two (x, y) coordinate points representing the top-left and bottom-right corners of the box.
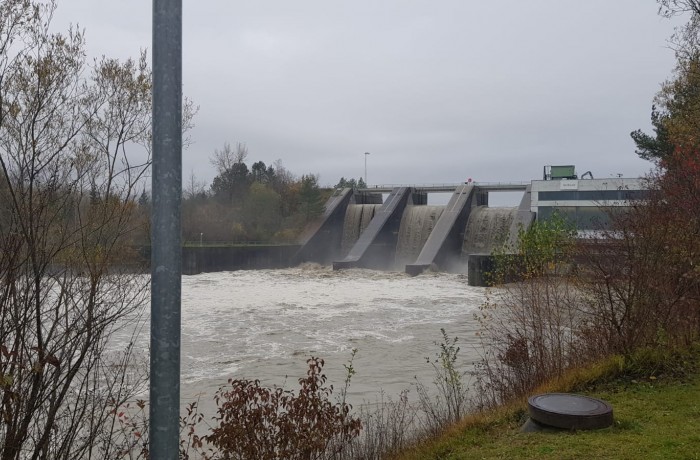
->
(299, 174), (324, 221)
(630, 106), (675, 161)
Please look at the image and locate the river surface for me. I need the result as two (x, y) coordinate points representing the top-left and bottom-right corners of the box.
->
(117, 265), (488, 411)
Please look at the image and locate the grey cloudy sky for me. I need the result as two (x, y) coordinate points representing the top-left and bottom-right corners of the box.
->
(54, 1), (679, 188)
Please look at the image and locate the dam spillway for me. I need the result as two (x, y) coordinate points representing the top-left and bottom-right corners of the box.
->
(341, 204), (382, 256)
(395, 205), (444, 268)
(461, 206), (517, 256)
(293, 185), (533, 278)
(332, 187), (413, 270)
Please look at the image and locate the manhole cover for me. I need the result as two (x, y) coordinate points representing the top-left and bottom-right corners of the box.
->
(528, 393), (613, 430)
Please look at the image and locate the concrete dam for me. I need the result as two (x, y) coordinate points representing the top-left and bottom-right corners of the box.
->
(292, 184), (535, 276)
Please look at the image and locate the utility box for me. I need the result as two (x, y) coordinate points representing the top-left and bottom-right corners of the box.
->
(543, 165), (577, 180)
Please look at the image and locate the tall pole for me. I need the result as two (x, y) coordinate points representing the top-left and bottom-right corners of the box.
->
(151, 1), (182, 457)
(364, 151), (370, 185)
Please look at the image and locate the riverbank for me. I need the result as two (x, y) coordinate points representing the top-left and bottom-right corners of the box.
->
(393, 347), (700, 459)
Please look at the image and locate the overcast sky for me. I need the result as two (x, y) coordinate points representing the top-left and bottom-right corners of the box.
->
(53, 1), (680, 189)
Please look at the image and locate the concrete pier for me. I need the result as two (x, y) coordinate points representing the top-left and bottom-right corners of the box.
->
(292, 188), (353, 265)
(405, 184), (475, 275)
(333, 187), (412, 270)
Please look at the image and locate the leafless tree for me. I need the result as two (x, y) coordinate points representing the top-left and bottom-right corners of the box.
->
(657, 0), (700, 62)
(658, 0), (700, 17)
(210, 142), (248, 175)
(0, 1), (181, 458)
(184, 170), (207, 200)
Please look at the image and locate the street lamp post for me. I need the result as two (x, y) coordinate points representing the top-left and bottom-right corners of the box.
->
(364, 152), (370, 186)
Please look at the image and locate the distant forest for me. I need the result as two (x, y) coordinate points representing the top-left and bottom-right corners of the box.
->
(139, 142), (366, 245)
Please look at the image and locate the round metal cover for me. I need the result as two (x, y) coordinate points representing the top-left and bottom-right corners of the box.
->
(528, 393), (613, 430)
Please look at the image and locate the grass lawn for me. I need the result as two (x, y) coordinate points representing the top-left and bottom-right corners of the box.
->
(395, 372), (700, 459)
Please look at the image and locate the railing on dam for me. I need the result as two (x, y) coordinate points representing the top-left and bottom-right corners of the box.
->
(357, 181), (530, 193)
(182, 240), (298, 247)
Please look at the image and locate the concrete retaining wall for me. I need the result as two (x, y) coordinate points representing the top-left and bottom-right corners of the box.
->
(182, 245), (300, 274)
(141, 245), (300, 275)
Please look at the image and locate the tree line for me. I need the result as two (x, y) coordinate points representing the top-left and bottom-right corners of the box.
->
(177, 141), (327, 244)
(136, 141), (366, 245)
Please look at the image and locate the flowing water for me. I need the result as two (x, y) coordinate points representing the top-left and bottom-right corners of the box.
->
(395, 205), (444, 267)
(341, 204), (382, 255)
(462, 206), (517, 255)
(115, 265), (487, 412)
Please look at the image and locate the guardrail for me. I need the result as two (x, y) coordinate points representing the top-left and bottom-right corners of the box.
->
(181, 241), (298, 247)
(356, 181), (530, 193)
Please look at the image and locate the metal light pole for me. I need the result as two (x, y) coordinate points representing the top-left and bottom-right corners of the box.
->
(151, 0), (182, 457)
(364, 151), (370, 186)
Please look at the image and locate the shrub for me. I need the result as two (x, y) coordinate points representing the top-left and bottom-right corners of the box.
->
(195, 357), (361, 460)
(414, 329), (471, 434)
(473, 215), (584, 408)
(489, 214), (576, 284)
(473, 274), (587, 409)
(339, 389), (417, 460)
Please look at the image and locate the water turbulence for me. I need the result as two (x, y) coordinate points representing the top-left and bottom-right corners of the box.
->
(395, 205), (444, 267)
(462, 206), (517, 256)
(172, 268), (484, 411)
(341, 204), (381, 255)
(111, 268), (485, 416)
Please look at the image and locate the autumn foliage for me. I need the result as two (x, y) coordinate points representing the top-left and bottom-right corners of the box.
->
(576, 147), (700, 355)
(178, 357), (361, 460)
(473, 142), (700, 408)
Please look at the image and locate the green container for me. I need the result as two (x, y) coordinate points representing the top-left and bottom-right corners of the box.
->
(550, 165), (576, 179)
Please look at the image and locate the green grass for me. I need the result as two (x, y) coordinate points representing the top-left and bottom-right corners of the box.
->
(395, 357), (700, 459)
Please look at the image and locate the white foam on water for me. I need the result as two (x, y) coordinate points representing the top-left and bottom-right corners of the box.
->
(175, 267), (486, 406)
(110, 267), (488, 409)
